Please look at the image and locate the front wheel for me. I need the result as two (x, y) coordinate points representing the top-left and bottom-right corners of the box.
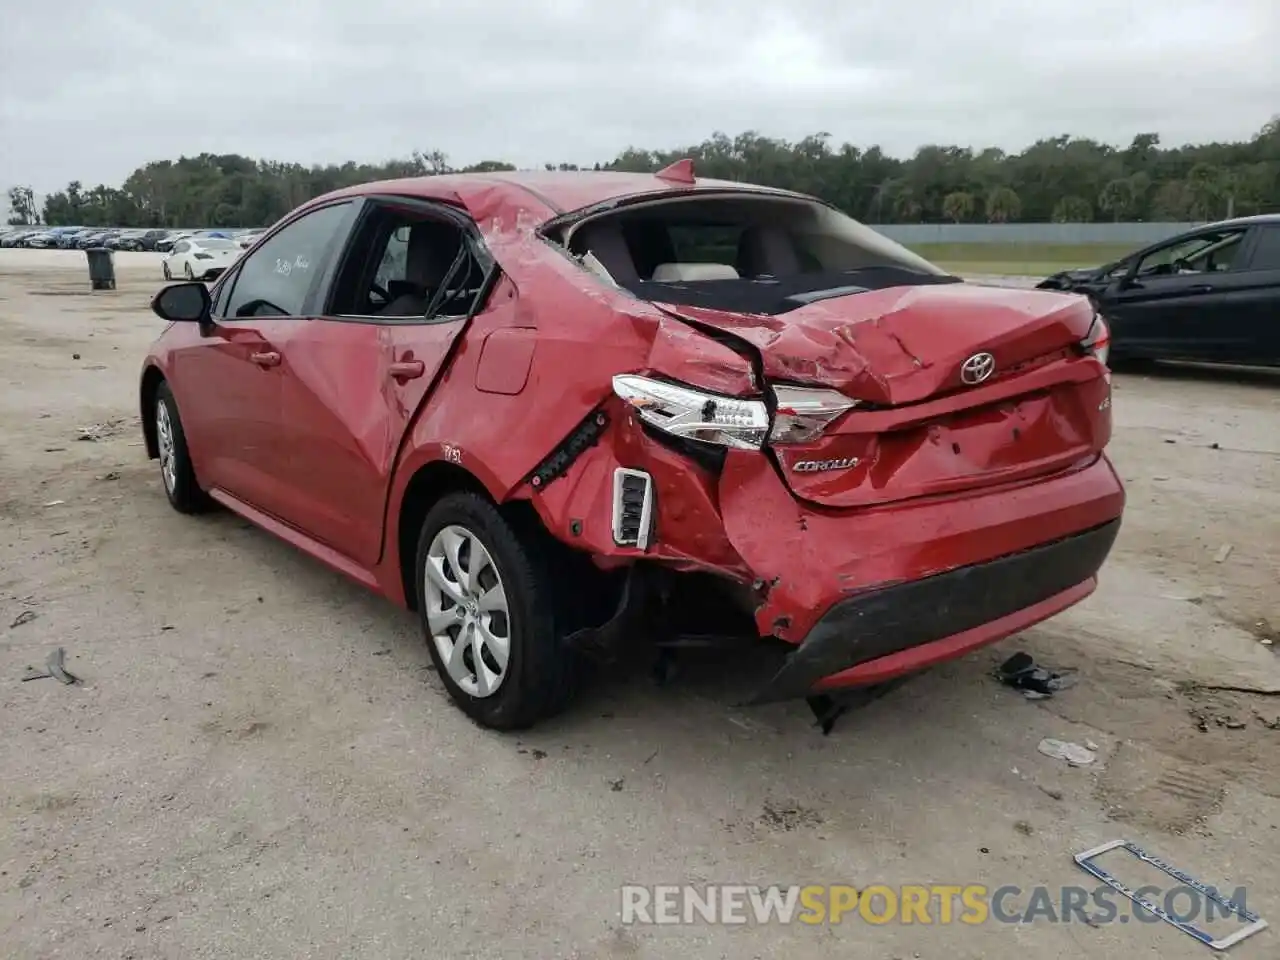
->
(162, 261), (172, 280)
(154, 381), (212, 514)
(415, 493), (577, 730)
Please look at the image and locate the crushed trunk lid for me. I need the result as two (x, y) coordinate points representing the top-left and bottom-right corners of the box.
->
(655, 282), (1098, 406)
(654, 283), (1111, 508)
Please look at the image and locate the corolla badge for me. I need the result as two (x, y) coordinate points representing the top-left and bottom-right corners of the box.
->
(960, 351), (996, 385)
(792, 457), (860, 473)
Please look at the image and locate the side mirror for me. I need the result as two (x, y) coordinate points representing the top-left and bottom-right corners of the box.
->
(151, 281), (210, 323)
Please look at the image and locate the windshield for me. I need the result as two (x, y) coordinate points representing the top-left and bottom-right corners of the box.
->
(558, 193), (954, 315)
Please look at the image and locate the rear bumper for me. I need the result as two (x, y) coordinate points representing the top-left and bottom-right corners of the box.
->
(711, 447), (1124, 700)
(750, 518), (1119, 702)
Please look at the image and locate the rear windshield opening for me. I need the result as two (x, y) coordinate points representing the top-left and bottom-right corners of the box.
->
(556, 194), (960, 315)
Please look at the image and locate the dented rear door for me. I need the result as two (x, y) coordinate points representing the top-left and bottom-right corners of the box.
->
(277, 315), (466, 568)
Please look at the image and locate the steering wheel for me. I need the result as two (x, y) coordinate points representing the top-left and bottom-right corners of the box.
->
(1172, 258), (1195, 274)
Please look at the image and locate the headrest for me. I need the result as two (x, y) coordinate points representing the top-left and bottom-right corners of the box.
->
(650, 262), (740, 282)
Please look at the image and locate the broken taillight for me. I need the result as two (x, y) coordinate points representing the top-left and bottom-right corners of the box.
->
(612, 375), (769, 449)
(769, 385), (860, 444)
(1081, 314), (1110, 366)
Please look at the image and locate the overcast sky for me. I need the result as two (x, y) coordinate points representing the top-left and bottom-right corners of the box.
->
(1, 0), (1277, 196)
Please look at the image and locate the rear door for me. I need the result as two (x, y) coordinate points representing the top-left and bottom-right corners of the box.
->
(171, 201), (357, 521)
(272, 197), (493, 567)
(1104, 227), (1251, 359)
(1230, 224), (1280, 365)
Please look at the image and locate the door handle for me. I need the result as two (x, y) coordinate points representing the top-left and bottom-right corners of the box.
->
(250, 350), (281, 367)
(389, 359), (425, 380)
(1188, 284), (1214, 294)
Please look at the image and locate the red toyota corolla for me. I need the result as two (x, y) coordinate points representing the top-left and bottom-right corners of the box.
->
(140, 161), (1124, 730)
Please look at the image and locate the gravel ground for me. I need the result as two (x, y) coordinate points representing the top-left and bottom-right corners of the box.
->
(2, 250), (1279, 960)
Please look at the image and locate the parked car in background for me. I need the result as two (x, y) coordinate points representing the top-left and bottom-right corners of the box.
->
(56, 229), (91, 249)
(1038, 214), (1280, 367)
(107, 230), (148, 251)
(162, 236), (240, 280)
(235, 228), (266, 249)
(138, 229), (171, 251)
(0, 229), (35, 248)
(22, 231), (58, 248)
(77, 230), (119, 249)
(138, 165), (1123, 731)
(155, 232), (191, 253)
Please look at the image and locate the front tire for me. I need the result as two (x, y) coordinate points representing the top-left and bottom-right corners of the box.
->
(154, 381), (212, 514)
(415, 492), (576, 730)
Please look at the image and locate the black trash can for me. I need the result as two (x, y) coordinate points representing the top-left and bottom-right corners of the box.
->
(85, 247), (116, 291)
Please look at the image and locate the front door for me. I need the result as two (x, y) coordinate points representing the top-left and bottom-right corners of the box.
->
(177, 200), (358, 520)
(168, 316), (287, 512)
(274, 201), (490, 567)
(1105, 227), (1251, 360)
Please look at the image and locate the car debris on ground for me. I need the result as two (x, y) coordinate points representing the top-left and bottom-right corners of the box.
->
(997, 652), (1078, 699)
(10, 609), (38, 629)
(1074, 839), (1270, 950)
(20, 647), (81, 685)
(1037, 738), (1096, 766)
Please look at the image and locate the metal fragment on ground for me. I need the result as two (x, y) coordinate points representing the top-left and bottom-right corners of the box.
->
(45, 647), (80, 685)
(10, 609), (37, 628)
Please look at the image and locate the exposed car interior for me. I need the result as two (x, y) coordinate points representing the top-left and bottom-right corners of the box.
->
(329, 209), (488, 319)
(555, 194), (959, 314)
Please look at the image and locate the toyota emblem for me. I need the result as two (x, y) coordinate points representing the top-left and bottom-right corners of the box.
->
(960, 352), (996, 385)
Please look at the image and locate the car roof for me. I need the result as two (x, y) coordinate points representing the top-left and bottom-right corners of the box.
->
(313, 168), (812, 225)
(1193, 213), (1280, 230)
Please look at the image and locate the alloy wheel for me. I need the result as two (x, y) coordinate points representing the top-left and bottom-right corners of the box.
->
(422, 524), (511, 698)
(156, 398), (177, 494)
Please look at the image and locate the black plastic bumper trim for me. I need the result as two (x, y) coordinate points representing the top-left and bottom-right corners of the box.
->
(750, 518), (1121, 703)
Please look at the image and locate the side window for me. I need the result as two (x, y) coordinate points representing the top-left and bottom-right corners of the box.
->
(225, 203), (351, 319)
(327, 206), (488, 321)
(211, 272), (234, 317)
(1135, 230), (1247, 277)
(1245, 227), (1280, 271)
(173, 241), (188, 254)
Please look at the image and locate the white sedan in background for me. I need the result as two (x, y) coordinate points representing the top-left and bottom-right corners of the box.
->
(162, 237), (241, 281)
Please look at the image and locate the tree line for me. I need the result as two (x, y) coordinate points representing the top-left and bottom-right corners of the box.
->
(8, 120), (1279, 229)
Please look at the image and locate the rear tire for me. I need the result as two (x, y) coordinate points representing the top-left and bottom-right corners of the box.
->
(154, 381), (213, 514)
(183, 261), (194, 280)
(415, 492), (577, 730)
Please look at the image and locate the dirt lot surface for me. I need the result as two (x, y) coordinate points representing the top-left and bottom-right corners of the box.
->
(2, 250), (1279, 959)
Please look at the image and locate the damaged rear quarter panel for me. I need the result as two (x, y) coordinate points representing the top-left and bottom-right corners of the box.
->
(392, 205), (757, 574)
(529, 399), (751, 574)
